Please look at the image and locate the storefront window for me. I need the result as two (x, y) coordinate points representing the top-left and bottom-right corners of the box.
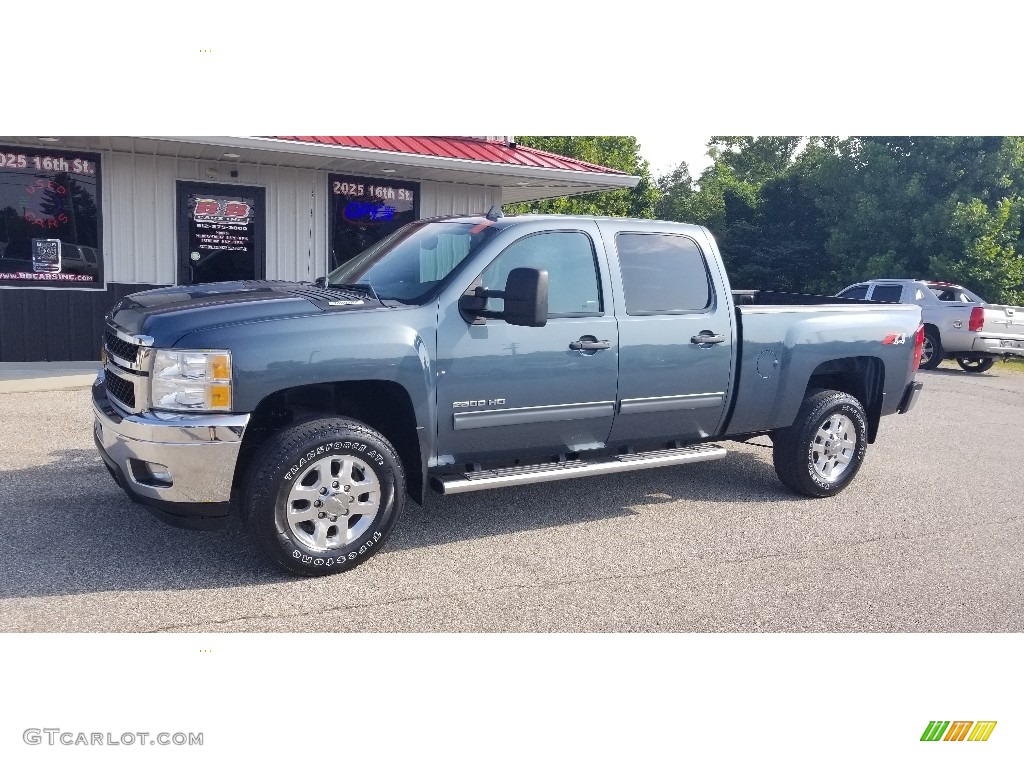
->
(177, 182), (265, 285)
(0, 146), (102, 288)
(328, 174), (419, 272)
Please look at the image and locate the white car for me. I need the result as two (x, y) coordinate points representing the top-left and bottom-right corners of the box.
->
(837, 279), (1024, 372)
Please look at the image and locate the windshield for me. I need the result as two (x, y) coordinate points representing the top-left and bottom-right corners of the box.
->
(327, 220), (500, 303)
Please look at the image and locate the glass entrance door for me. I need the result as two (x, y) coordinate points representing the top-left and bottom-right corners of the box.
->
(177, 181), (266, 285)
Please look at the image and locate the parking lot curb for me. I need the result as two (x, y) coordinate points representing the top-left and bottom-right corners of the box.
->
(0, 363), (99, 394)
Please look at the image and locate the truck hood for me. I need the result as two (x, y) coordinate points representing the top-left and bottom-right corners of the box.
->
(107, 281), (383, 342)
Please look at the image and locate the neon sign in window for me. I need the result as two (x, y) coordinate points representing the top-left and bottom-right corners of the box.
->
(328, 174), (419, 271)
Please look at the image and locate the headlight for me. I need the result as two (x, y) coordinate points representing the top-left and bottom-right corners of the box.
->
(151, 349), (233, 411)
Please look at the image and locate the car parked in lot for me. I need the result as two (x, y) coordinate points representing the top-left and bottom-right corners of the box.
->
(61, 244), (100, 279)
(837, 279), (1024, 372)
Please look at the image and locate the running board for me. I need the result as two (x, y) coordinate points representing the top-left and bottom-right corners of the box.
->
(430, 444), (727, 495)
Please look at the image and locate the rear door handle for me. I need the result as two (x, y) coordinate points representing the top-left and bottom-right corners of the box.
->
(569, 337), (611, 351)
(690, 333), (726, 345)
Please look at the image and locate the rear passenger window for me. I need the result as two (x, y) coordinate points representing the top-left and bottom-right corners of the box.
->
(479, 231), (602, 317)
(871, 285), (904, 303)
(616, 233), (711, 315)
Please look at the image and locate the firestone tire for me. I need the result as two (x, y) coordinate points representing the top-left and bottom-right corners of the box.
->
(771, 389), (868, 498)
(242, 418), (405, 576)
(918, 328), (943, 369)
(955, 357), (995, 373)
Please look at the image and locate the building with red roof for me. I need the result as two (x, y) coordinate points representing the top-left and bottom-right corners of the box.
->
(0, 135), (638, 361)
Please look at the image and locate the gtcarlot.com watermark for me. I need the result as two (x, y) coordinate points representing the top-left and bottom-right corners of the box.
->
(23, 728), (203, 747)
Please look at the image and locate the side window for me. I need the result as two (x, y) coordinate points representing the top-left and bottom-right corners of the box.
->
(838, 284), (869, 300)
(915, 288), (925, 301)
(616, 233), (711, 314)
(479, 231), (602, 316)
(931, 287), (974, 302)
(870, 284), (904, 303)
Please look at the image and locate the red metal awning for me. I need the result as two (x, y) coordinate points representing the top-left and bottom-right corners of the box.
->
(273, 136), (628, 176)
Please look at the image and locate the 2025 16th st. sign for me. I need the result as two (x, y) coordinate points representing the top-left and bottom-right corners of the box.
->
(0, 146), (103, 288)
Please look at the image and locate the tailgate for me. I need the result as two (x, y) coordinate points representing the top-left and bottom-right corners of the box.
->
(983, 304), (1024, 343)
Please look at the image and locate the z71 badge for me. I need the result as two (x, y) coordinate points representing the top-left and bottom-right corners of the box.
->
(882, 333), (906, 344)
(453, 399), (506, 408)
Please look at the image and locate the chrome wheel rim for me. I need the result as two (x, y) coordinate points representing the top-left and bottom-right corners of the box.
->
(920, 337), (934, 365)
(811, 414), (856, 483)
(284, 456), (381, 551)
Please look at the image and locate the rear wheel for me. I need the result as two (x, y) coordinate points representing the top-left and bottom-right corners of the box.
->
(772, 389), (868, 497)
(918, 328), (943, 369)
(956, 357), (995, 373)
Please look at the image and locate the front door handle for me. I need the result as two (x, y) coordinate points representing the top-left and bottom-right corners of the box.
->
(690, 332), (726, 345)
(569, 336), (611, 351)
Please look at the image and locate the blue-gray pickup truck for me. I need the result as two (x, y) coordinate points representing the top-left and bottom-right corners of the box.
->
(93, 213), (925, 575)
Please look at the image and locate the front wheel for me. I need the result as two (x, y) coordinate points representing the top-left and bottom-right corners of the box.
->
(242, 418), (405, 576)
(955, 357), (995, 373)
(772, 389), (868, 497)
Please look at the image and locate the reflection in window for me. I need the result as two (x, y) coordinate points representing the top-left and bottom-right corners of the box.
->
(328, 221), (500, 304)
(617, 233), (711, 314)
(480, 231), (601, 316)
(0, 146), (102, 287)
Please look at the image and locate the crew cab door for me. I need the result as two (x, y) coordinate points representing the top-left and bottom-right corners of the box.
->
(601, 224), (735, 444)
(435, 225), (618, 464)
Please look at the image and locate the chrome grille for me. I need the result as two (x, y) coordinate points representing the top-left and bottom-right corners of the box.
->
(105, 370), (136, 409)
(105, 330), (139, 366)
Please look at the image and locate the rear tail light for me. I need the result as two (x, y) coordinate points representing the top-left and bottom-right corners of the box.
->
(969, 306), (985, 332)
(912, 324), (925, 369)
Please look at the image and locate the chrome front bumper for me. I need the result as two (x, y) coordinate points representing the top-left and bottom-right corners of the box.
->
(92, 372), (249, 526)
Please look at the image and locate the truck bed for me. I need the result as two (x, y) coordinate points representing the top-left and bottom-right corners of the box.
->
(732, 290), (876, 306)
(723, 300), (922, 437)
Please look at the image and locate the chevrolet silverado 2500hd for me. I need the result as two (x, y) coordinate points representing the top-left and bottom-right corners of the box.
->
(93, 214), (925, 575)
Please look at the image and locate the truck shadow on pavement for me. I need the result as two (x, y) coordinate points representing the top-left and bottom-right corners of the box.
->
(0, 444), (789, 600)
(919, 367), (995, 378)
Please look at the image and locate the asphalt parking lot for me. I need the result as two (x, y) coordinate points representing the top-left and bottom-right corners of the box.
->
(1, 362), (1021, 632)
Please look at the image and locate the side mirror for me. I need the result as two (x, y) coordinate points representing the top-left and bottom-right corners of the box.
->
(502, 267), (548, 327)
(313, 276), (327, 288)
(457, 267), (549, 327)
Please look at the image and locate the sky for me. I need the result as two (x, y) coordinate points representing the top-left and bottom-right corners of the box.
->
(634, 134), (714, 181)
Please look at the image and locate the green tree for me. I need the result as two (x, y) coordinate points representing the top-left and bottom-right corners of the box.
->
(718, 172), (832, 293)
(655, 136), (801, 232)
(517, 135), (1024, 304)
(653, 161), (694, 221)
(707, 136), (803, 186)
(654, 136), (818, 291)
(810, 136), (1024, 301)
(508, 136), (657, 218)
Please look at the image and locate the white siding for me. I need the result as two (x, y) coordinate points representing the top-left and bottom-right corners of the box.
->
(102, 152), (501, 285)
(418, 180), (501, 219)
